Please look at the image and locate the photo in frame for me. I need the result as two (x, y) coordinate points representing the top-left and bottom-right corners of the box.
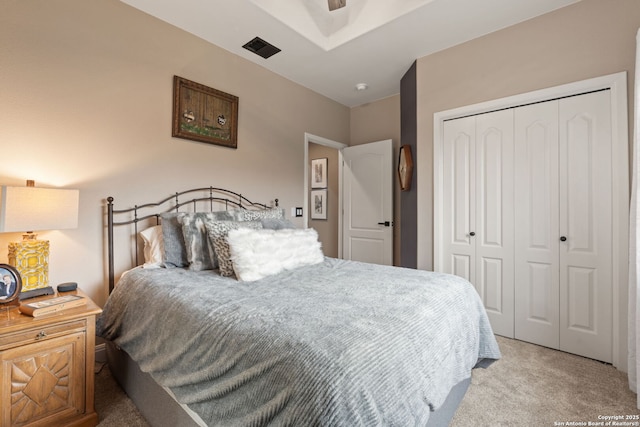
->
(172, 76), (239, 148)
(310, 189), (327, 220)
(311, 158), (328, 189)
(0, 264), (22, 305)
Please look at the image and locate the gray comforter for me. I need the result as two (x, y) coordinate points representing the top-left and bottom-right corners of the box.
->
(97, 257), (500, 426)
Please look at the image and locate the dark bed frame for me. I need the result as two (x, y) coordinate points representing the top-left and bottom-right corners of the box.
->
(106, 186), (276, 293)
(103, 186), (469, 427)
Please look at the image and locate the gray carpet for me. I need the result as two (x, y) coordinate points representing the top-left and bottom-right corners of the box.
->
(95, 336), (639, 426)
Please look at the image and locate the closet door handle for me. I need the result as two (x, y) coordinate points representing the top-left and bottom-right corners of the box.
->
(469, 232), (476, 237)
(560, 236), (567, 242)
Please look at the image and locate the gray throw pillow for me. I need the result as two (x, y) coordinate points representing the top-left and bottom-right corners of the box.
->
(161, 211), (235, 269)
(235, 208), (284, 222)
(261, 218), (296, 230)
(160, 213), (188, 268)
(180, 211), (235, 271)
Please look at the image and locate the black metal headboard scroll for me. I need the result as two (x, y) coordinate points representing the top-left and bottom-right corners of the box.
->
(106, 187), (278, 294)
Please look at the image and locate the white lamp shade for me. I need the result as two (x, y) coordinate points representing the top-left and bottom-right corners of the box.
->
(0, 186), (79, 233)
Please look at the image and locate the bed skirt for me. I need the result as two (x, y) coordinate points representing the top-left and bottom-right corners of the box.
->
(106, 341), (471, 427)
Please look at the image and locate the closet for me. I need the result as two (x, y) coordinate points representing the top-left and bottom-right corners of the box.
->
(437, 88), (616, 363)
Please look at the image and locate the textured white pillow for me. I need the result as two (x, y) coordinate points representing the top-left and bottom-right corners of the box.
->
(139, 225), (164, 268)
(227, 228), (324, 281)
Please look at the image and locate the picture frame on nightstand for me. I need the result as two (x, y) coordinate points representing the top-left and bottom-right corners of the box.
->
(0, 264), (22, 306)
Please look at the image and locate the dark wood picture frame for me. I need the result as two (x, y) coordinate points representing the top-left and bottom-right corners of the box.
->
(0, 264), (22, 305)
(172, 76), (239, 148)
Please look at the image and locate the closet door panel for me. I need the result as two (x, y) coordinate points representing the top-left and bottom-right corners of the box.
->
(514, 101), (560, 348)
(558, 90), (612, 363)
(442, 116), (476, 283)
(475, 110), (514, 337)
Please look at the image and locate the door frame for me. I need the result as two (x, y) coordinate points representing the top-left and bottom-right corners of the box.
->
(304, 133), (347, 257)
(433, 71), (628, 371)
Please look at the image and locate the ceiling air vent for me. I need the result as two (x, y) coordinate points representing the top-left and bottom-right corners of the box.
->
(242, 37), (281, 59)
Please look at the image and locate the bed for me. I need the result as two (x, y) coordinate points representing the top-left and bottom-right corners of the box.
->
(97, 187), (501, 427)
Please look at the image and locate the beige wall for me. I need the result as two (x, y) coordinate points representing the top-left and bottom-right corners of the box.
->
(416, 0), (640, 271)
(0, 0), (350, 306)
(350, 95), (402, 265)
(350, 95), (400, 146)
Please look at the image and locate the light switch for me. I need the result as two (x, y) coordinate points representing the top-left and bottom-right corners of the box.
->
(295, 207), (303, 217)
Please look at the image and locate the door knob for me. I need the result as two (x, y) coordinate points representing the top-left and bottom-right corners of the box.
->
(469, 232), (476, 237)
(377, 221), (391, 227)
(560, 236), (567, 242)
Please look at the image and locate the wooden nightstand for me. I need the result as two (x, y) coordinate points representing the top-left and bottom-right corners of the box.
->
(0, 290), (102, 426)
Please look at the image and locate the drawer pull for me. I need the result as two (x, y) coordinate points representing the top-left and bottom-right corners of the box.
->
(35, 331), (47, 340)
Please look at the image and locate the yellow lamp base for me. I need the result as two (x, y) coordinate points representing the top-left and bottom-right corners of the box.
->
(8, 239), (50, 293)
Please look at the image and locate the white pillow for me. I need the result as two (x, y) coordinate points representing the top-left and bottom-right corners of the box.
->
(139, 225), (164, 268)
(227, 228), (324, 281)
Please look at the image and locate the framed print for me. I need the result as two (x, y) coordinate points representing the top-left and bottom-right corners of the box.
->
(0, 264), (22, 305)
(172, 76), (239, 149)
(311, 189), (327, 220)
(311, 158), (328, 189)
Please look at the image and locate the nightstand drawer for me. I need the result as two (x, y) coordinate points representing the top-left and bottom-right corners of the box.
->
(0, 319), (86, 351)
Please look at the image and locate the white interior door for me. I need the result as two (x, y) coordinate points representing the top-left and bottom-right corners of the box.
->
(475, 110), (515, 338)
(442, 111), (514, 337)
(558, 90), (612, 362)
(442, 116), (476, 282)
(514, 101), (561, 349)
(342, 140), (393, 265)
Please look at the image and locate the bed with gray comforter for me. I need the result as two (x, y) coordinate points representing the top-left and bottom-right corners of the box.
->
(97, 257), (500, 426)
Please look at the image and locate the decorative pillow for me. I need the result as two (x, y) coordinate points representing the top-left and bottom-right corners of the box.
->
(227, 228), (324, 282)
(204, 220), (263, 276)
(161, 211), (235, 269)
(139, 225), (164, 268)
(179, 211), (235, 271)
(236, 208), (284, 222)
(260, 217), (296, 230)
(160, 213), (188, 268)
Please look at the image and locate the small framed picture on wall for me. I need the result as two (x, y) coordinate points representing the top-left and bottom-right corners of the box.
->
(311, 189), (327, 220)
(311, 158), (328, 188)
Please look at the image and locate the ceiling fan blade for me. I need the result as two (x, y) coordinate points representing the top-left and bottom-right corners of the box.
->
(328, 0), (346, 11)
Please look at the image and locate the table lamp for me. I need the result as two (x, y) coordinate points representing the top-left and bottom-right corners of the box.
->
(0, 180), (79, 299)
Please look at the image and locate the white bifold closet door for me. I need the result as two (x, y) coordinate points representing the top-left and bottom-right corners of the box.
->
(514, 90), (612, 362)
(442, 109), (515, 338)
(442, 90), (612, 362)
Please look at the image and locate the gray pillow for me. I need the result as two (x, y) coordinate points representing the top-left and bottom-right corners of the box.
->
(161, 211), (234, 269)
(160, 213), (188, 268)
(261, 218), (295, 230)
(180, 211), (234, 270)
(235, 208), (284, 222)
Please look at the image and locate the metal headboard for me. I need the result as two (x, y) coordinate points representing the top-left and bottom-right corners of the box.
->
(106, 187), (278, 293)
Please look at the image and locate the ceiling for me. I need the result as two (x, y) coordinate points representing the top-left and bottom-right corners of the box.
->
(120, 0), (581, 107)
